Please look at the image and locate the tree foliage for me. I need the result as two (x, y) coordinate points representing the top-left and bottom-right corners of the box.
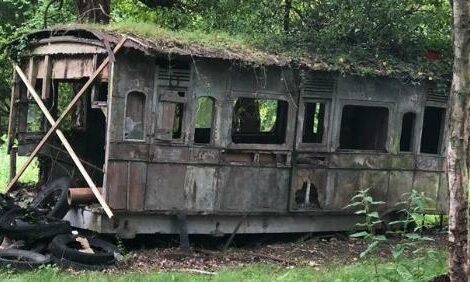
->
(0, 0), (453, 134)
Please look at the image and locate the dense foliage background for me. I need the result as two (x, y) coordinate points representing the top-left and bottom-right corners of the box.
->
(0, 0), (453, 136)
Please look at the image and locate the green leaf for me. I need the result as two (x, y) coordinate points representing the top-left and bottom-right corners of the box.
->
(360, 241), (379, 258)
(367, 211), (380, 218)
(344, 202), (362, 209)
(350, 231), (369, 238)
(373, 235), (387, 241)
(392, 246), (405, 259)
(404, 233), (421, 240)
(354, 210), (366, 215)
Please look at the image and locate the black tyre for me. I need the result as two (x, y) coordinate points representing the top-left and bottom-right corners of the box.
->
(0, 249), (50, 270)
(0, 207), (71, 242)
(32, 177), (71, 219)
(49, 234), (118, 265)
(50, 255), (113, 271)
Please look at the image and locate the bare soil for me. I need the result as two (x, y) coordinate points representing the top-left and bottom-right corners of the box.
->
(111, 230), (447, 273)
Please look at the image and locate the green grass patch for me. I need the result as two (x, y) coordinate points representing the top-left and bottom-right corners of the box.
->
(0, 139), (39, 192)
(0, 250), (447, 282)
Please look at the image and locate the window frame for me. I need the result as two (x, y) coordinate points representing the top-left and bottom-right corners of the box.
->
(192, 95), (217, 146)
(227, 92), (293, 150)
(335, 100), (394, 153)
(123, 89), (147, 142)
(296, 98), (331, 151)
(418, 104), (447, 156)
(154, 87), (188, 144)
(399, 111), (417, 153)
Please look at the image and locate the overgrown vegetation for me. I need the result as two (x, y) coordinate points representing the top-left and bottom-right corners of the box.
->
(0, 0), (454, 136)
(346, 188), (445, 281)
(0, 137), (38, 191)
(0, 252), (448, 282)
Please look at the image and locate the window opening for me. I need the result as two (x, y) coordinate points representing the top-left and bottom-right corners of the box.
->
(194, 96), (215, 144)
(302, 102), (326, 143)
(400, 112), (416, 152)
(24, 79), (45, 133)
(125, 91), (146, 140)
(420, 106), (445, 154)
(232, 98), (288, 144)
(172, 103), (184, 139)
(26, 103), (43, 132)
(339, 105), (389, 150)
(156, 90), (187, 141)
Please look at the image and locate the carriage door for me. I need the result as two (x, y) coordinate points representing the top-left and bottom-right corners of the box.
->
(289, 73), (335, 212)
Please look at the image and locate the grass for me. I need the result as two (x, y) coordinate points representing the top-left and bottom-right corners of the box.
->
(0, 138), (39, 192)
(0, 251), (447, 282)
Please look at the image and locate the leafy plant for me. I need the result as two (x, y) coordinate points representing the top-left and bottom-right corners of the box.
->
(385, 190), (438, 281)
(346, 188), (386, 258)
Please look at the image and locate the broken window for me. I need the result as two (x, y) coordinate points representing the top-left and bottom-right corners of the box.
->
(124, 91), (146, 140)
(232, 98), (288, 144)
(420, 106), (445, 154)
(91, 82), (108, 107)
(400, 112), (416, 152)
(339, 105), (389, 151)
(26, 103), (43, 132)
(194, 96), (215, 144)
(295, 181), (321, 209)
(156, 90), (187, 141)
(302, 102), (326, 143)
(56, 82), (89, 131)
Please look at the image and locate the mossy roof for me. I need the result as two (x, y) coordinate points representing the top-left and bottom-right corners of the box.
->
(14, 22), (451, 82)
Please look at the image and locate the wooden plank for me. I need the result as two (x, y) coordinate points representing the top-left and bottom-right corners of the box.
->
(90, 54), (98, 103)
(26, 57), (36, 99)
(106, 162), (128, 210)
(158, 102), (176, 139)
(7, 72), (19, 152)
(10, 65), (115, 217)
(127, 162), (147, 211)
(41, 55), (52, 100)
(9, 147), (17, 181)
(6, 36), (128, 194)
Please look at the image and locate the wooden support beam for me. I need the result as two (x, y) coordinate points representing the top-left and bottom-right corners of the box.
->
(9, 147), (17, 181)
(41, 55), (52, 100)
(177, 212), (191, 255)
(26, 57), (36, 99)
(12, 65), (114, 218)
(5, 36), (127, 218)
(7, 72), (19, 153)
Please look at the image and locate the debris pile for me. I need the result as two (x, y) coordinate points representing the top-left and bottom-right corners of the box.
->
(0, 178), (120, 270)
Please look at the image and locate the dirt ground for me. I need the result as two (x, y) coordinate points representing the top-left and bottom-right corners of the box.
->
(112, 230), (448, 273)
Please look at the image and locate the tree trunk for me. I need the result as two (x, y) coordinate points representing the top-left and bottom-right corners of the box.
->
(448, 1), (470, 281)
(75, 0), (110, 24)
(283, 0), (292, 33)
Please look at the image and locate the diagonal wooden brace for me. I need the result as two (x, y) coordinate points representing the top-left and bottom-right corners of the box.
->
(13, 65), (114, 218)
(5, 36), (127, 218)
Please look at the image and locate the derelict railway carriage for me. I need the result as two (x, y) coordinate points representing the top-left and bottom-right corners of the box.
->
(5, 28), (449, 238)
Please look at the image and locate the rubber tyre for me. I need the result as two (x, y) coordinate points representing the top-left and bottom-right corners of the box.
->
(0, 249), (50, 270)
(32, 177), (71, 219)
(49, 234), (118, 265)
(50, 254), (114, 271)
(0, 207), (71, 241)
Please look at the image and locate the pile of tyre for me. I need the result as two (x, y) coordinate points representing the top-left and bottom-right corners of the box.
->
(0, 178), (120, 270)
